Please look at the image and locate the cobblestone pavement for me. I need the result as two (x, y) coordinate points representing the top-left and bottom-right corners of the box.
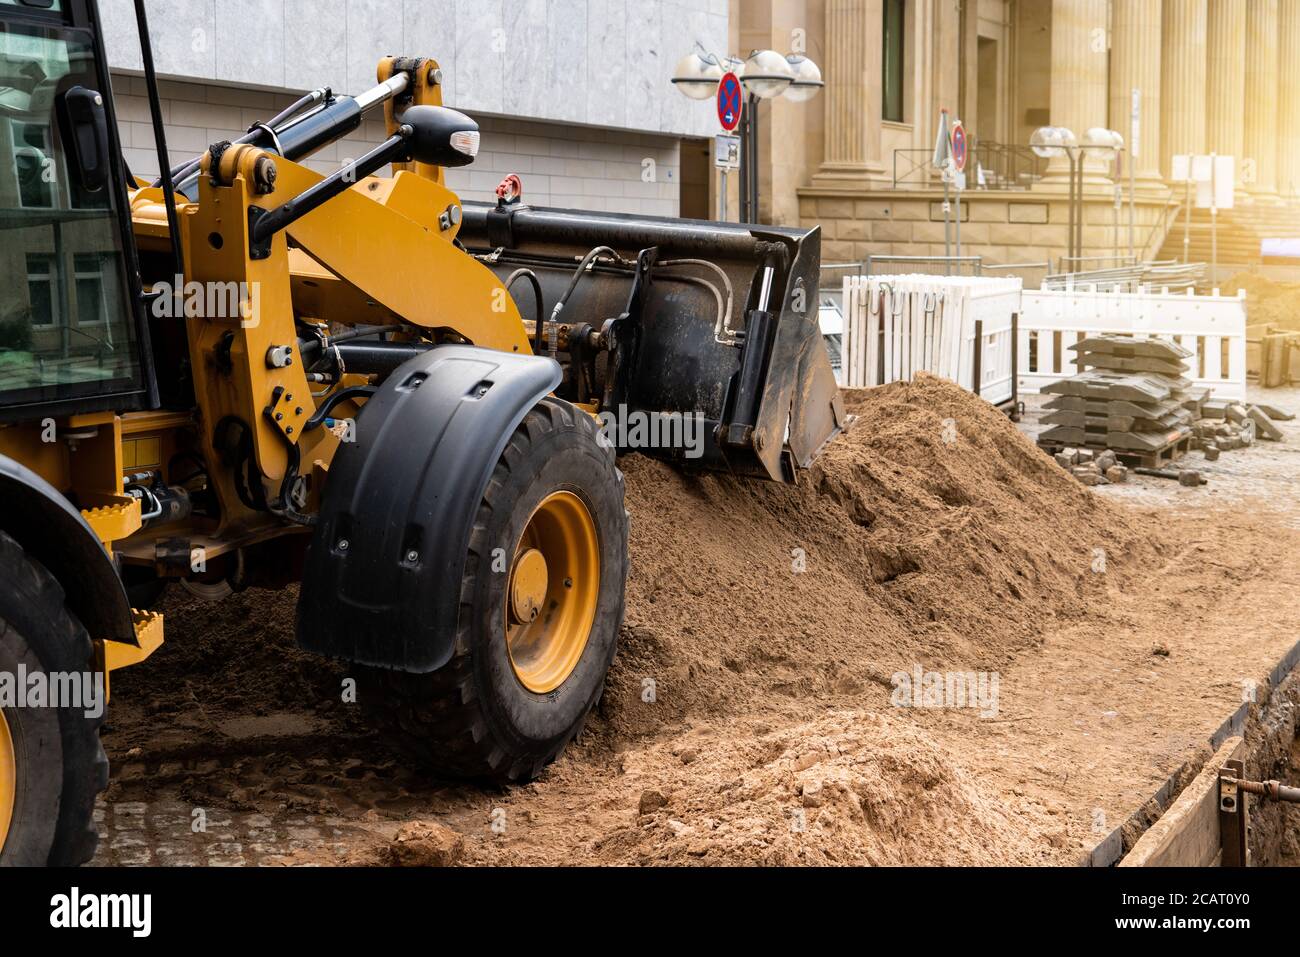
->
(91, 799), (363, 866)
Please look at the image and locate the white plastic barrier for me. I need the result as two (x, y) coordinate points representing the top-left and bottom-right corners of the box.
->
(841, 275), (1022, 406)
(1017, 286), (1248, 400)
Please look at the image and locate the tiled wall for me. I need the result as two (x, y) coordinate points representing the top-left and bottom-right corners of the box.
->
(113, 75), (683, 215)
(101, 0), (728, 140)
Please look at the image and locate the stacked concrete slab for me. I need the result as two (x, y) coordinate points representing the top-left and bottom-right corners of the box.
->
(1037, 335), (1204, 458)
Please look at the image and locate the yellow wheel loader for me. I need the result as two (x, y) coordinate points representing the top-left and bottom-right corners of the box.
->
(0, 0), (845, 864)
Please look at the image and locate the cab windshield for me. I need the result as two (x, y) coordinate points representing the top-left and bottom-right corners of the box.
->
(0, 18), (141, 412)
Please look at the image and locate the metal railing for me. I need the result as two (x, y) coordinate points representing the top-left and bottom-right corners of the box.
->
(1055, 254), (1139, 272)
(1040, 259), (1206, 292)
(972, 141), (1048, 190)
(984, 260), (1051, 289)
(1142, 200), (1179, 262)
(890, 141), (1047, 190)
(891, 149), (937, 189)
(818, 260), (866, 312)
(865, 254), (982, 277)
(820, 261), (866, 281)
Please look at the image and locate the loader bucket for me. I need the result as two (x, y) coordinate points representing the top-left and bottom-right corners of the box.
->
(458, 203), (847, 482)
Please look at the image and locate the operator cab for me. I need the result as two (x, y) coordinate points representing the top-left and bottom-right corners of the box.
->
(0, 0), (153, 423)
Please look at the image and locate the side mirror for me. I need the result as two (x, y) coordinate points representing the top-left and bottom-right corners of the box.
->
(60, 85), (110, 191)
(398, 105), (480, 168)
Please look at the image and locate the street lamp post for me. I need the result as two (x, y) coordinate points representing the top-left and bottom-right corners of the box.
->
(673, 46), (822, 224)
(1029, 126), (1123, 273)
(1031, 126), (1078, 269)
(1080, 128), (1125, 271)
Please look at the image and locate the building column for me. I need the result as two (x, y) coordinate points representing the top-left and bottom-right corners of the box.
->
(1279, 0), (1300, 200)
(1109, 0), (1165, 195)
(815, 0), (883, 182)
(1206, 0), (1247, 190)
(1161, 0), (1207, 181)
(1045, 0), (1111, 186)
(1244, 0), (1280, 200)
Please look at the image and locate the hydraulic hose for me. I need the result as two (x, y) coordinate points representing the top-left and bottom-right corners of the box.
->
(550, 246), (625, 327)
(504, 268), (546, 355)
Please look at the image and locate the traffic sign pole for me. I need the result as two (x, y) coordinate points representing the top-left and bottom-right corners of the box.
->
(933, 110), (953, 270)
(944, 175), (952, 267)
(715, 73), (744, 223)
(713, 133), (740, 222)
(950, 119), (967, 267)
(955, 171), (961, 262)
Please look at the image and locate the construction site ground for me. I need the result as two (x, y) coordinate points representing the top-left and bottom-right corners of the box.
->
(91, 377), (1300, 867)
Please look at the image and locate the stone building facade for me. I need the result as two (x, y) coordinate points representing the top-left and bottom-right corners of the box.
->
(732, 0), (1300, 270)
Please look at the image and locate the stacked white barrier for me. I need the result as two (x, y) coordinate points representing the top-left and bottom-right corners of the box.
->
(1017, 286), (1248, 401)
(841, 274), (1022, 406)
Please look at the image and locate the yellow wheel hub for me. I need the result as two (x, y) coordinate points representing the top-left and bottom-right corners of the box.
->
(506, 491), (600, 694)
(0, 710), (14, 855)
(510, 548), (549, 623)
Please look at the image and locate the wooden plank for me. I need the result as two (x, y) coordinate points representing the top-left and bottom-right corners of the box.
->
(944, 290), (962, 382)
(889, 293), (902, 382)
(844, 278), (861, 387)
(1119, 737), (1244, 868)
(882, 290), (894, 383)
(860, 279), (870, 388)
(937, 291), (955, 380)
(924, 294), (938, 372)
(848, 278), (868, 387)
(841, 278), (854, 387)
(866, 284), (880, 386)
(903, 282), (914, 379)
(956, 291), (974, 390)
(909, 288), (921, 379)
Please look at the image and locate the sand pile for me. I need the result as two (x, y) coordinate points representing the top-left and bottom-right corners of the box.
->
(597, 373), (1157, 742)
(104, 374), (1164, 867)
(1224, 271), (1300, 330)
(117, 374), (1158, 758)
(587, 709), (1067, 865)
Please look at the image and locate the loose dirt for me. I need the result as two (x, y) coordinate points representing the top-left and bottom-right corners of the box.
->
(1224, 270), (1300, 330)
(94, 374), (1300, 867)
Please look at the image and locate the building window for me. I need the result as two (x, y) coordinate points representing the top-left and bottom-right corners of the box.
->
(882, 0), (905, 123)
(74, 253), (107, 326)
(26, 254), (58, 328)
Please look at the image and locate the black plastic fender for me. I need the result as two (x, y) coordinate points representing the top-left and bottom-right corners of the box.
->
(296, 344), (563, 672)
(0, 454), (136, 645)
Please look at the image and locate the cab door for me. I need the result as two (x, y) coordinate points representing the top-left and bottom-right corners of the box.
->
(0, 0), (155, 422)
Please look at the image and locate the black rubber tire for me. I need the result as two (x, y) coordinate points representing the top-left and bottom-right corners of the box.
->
(0, 529), (108, 866)
(367, 397), (628, 782)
